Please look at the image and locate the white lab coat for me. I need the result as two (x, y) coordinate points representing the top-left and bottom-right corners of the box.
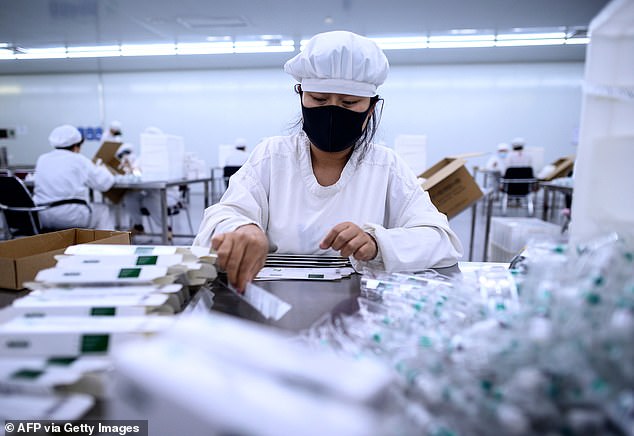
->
(194, 134), (463, 272)
(101, 132), (122, 144)
(485, 153), (508, 174)
(507, 150), (533, 168)
(34, 149), (115, 230)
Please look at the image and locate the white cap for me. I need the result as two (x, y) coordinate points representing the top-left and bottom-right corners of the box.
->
(110, 120), (122, 130)
(511, 137), (525, 146)
(235, 137), (247, 147)
(497, 143), (510, 151)
(284, 31), (389, 97)
(49, 125), (82, 148)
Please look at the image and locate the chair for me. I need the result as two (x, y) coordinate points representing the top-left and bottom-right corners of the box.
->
(140, 185), (194, 241)
(499, 166), (539, 216)
(0, 175), (91, 238)
(223, 166), (241, 189)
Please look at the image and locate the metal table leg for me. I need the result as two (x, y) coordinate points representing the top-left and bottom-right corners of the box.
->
(160, 187), (169, 245)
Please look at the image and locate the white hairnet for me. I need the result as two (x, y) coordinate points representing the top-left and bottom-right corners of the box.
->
(284, 31), (389, 97)
(110, 120), (122, 130)
(511, 137), (526, 146)
(49, 125), (82, 148)
(497, 143), (510, 152)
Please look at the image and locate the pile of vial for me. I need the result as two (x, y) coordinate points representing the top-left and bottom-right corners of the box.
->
(300, 233), (634, 436)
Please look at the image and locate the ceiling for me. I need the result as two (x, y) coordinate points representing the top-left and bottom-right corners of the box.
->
(0, 0), (611, 75)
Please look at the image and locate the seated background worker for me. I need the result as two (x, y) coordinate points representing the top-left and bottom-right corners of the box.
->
(507, 137), (533, 168)
(34, 124), (116, 230)
(101, 120), (123, 143)
(194, 31), (463, 291)
(485, 143), (510, 174)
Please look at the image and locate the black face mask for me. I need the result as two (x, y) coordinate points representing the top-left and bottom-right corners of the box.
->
(301, 104), (371, 153)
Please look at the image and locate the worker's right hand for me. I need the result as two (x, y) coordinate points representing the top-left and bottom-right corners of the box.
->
(211, 224), (268, 293)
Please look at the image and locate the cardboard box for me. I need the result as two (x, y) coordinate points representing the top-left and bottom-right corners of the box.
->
(0, 229), (130, 290)
(538, 155), (575, 181)
(92, 140), (127, 204)
(419, 158), (483, 219)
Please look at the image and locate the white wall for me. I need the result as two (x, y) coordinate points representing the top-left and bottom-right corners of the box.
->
(0, 62), (583, 171)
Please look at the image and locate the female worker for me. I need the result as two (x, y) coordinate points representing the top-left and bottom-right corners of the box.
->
(194, 31), (463, 291)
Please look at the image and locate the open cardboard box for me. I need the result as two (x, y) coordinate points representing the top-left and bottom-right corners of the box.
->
(0, 228), (130, 290)
(539, 155), (575, 181)
(419, 157), (483, 219)
(93, 140), (127, 204)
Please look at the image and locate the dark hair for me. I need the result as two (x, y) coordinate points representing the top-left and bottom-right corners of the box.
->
(290, 84), (384, 164)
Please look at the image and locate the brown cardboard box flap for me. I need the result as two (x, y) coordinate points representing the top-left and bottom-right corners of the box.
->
(92, 141), (127, 204)
(418, 157), (483, 219)
(539, 155), (575, 181)
(420, 158), (466, 191)
(0, 229), (130, 290)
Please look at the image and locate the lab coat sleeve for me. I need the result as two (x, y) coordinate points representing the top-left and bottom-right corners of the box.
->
(193, 164), (269, 247)
(352, 182), (463, 273)
(84, 160), (115, 192)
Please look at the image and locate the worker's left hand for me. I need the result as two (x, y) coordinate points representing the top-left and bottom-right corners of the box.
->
(320, 222), (378, 261)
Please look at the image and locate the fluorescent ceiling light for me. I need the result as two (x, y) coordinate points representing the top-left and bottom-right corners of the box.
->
(177, 42), (233, 55)
(0, 27), (589, 61)
(66, 45), (121, 58)
(0, 49), (15, 59)
(428, 34), (495, 42)
(15, 47), (67, 59)
(428, 40), (496, 49)
(497, 32), (566, 40)
(495, 38), (566, 47)
(234, 39), (295, 53)
(371, 36), (427, 50)
(206, 36), (232, 42)
(121, 44), (177, 57)
(565, 37), (590, 45)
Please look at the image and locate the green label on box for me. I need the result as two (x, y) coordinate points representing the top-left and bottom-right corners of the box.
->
(135, 247), (154, 255)
(47, 357), (77, 366)
(11, 369), (44, 380)
(81, 334), (109, 353)
(136, 255), (158, 266)
(91, 307), (116, 316)
(118, 268), (141, 279)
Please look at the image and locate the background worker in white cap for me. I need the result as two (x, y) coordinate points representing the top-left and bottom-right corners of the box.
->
(194, 30), (462, 291)
(507, 137), (533, 168)
(486, 143), (510, 174)
(34, 124), (116, 230)
(101, 120), (123, 143)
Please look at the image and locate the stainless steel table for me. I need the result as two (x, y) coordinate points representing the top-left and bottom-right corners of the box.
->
(25, 176), (214, 244)
(111, 177), (213, 244)
(540, 181), (573, 222)
(205, 264), (462, 333)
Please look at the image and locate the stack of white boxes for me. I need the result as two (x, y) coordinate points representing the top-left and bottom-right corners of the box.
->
(488, 217), (561, 262)
(0, 244), (216, 422)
